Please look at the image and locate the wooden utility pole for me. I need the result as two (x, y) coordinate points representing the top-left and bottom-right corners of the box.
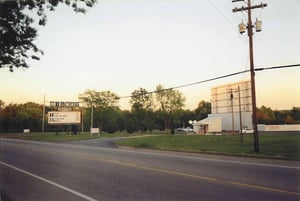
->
(238, 86), (243, 142)
(42, 95), (46, 132)
(232, 0), (267, 152)
(230, 88), (235, 133)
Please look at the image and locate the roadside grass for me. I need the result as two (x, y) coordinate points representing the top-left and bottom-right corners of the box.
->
(0, 132), (135, 142)
(117, 132), (300, 160)
(1, 131), (299, 160)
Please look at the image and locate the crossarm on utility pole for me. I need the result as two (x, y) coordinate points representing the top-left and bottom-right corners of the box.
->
(232, 3), (267, 12)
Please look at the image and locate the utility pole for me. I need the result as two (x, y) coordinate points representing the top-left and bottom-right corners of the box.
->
(42, 95), (46, 132)
(230, 88), (235, 133)
(90, 102), (93, 134)
(81, 106), (84, 133)
(232, 0), (267, 152)
(238, 86), (243, 142)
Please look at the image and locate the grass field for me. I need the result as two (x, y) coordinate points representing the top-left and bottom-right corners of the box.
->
(1, 132), (299, 160)
(117, 132), (300, 160)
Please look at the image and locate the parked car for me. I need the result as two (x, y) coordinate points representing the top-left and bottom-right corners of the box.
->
(175, 127), (193, 133)
(242, 128), (254, 134)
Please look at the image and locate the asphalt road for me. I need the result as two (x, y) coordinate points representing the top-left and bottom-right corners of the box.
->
(1, 138), (300, 201)
(63, 137), (121, 148)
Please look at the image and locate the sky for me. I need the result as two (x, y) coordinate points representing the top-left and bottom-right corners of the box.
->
(1, 0), (300, 110)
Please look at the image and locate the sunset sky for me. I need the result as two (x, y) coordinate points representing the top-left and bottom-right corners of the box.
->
(1, 0), (299, 110)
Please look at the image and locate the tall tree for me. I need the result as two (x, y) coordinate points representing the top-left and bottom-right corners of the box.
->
(17, 102), (43, 131)
(79, 90), (119, 108)
(257, 105), (275, 124)
(195, 100), (211, 120)
(129, 88), (154, 132)
(129, 88), (154, 111)
(79, 89), (120, 132)
(155, 84), (185, 131)
(0, 0), (96, 72)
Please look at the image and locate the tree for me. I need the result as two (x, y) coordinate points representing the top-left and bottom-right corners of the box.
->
(291, 107), (300, 123)
(0, 102), (43, 132)
(121, 110), (136, 133)
(100, 106), (122, 133)
(155, 84), (185, 131)
(79, 89), (120, 132)
(0, 100), (5, 132)
(194, 100), (211, 120)
(129, 88), (155, 132)
(79, 90), (119, 108)
(285, 115), (295, 124)
(0, 0), (96, 72)
(274, 108), (299, 124)
(17, 102), (43, 131)
(0, 99), (5, 109)
(129, 88), (154, 111)
(174, 109), (196, 129)
(257, 106), (275, 124)
(1, 103), (19, 132)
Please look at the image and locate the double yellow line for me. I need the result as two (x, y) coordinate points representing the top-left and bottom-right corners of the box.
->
(6, 142), (300, 197)
(4, 141), (300, 196)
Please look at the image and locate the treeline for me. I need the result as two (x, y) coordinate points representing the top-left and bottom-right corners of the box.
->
(0, 101), (44, 132)
(0, 87), (204, 133)
(257, 106), (300, 124)
(0, 93), (299, 133)
(0, 101), (201, 134)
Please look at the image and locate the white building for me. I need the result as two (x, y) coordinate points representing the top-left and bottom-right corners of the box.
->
(192, 118), (222, 134)
(208, 112), (252, 131)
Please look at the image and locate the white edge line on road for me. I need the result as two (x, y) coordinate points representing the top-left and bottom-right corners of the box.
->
(0, 161), (98, 201)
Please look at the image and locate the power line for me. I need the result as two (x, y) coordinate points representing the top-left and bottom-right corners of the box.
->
(255, 64), (300, 71)
(118, 63), (300, 99)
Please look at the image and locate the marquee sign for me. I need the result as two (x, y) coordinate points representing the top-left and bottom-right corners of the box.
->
(48, 111), (81, 125)
(50, 101), (80, 108)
